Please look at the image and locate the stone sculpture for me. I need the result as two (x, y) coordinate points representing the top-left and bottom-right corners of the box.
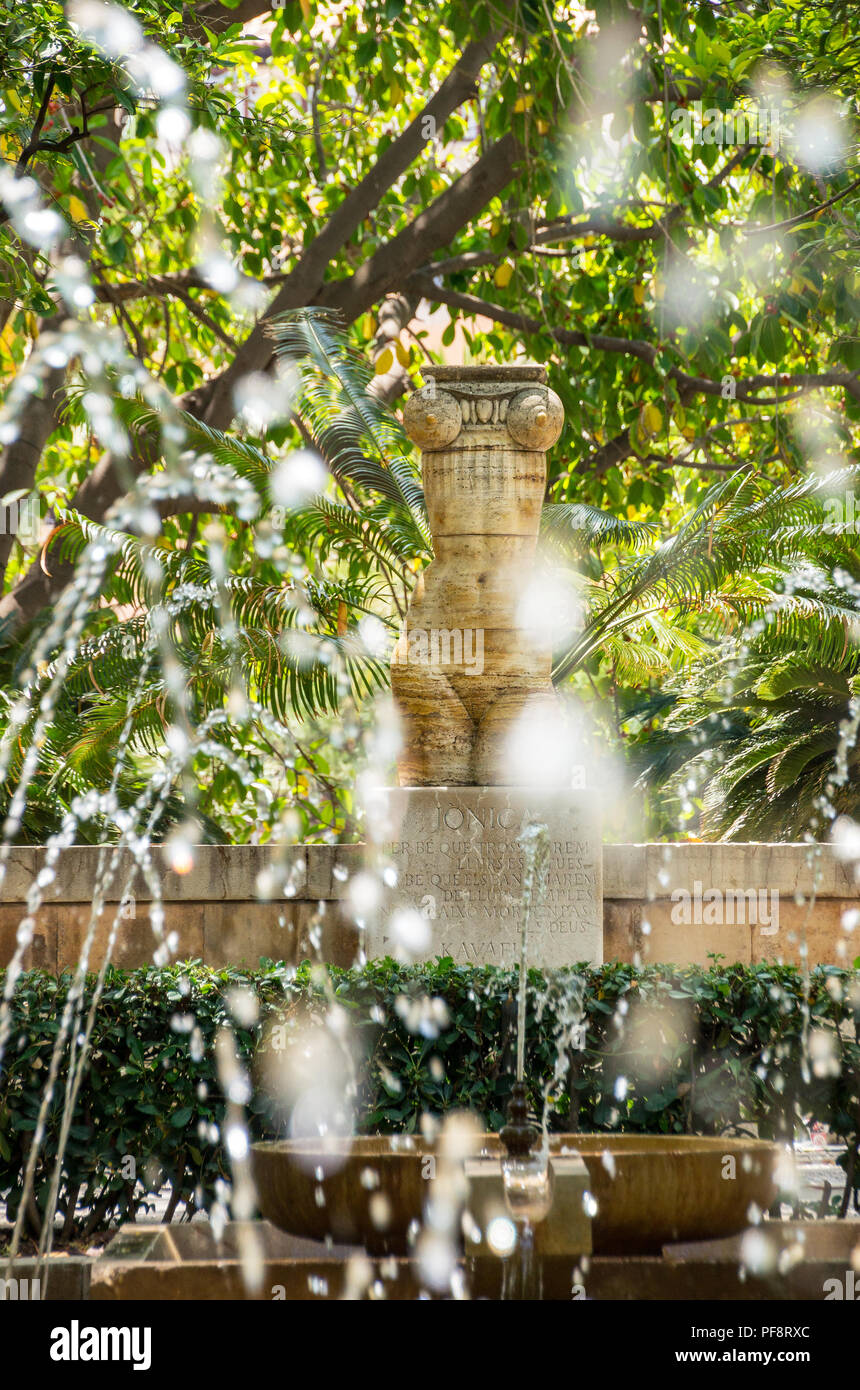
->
(369, 360), (602, 969)
(393, 364), (565, 786)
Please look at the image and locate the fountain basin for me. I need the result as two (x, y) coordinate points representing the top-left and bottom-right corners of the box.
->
(252, 1133), (781, 1255)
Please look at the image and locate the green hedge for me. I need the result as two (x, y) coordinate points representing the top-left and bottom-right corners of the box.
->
(1, 957), (859, 1238)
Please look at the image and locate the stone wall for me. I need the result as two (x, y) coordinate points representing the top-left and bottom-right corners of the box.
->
(0, 842), (856, 973)
(601, 843), (857, 969)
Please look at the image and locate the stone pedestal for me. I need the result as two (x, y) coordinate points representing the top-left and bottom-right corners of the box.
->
(366, 786), (602, 967)
(464, 1155), (592, 1258)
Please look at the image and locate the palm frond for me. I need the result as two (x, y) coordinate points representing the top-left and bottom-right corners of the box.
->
(269, 307), (430, 551)
(541, 502), (658, 552)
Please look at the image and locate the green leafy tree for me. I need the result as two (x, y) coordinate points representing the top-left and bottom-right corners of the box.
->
(1, 0), (860, 840)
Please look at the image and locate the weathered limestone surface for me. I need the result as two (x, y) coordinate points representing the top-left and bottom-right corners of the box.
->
(0, 843), (856, 971)
(381, 365), (603, 965)
(604, 896), (859, 969)
(395, 365), (565, 786)
(0, 844), (307, 903)
(366, 787), (602, 968)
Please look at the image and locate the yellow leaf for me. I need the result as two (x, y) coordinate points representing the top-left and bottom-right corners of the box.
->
(490, 217), (501, 235)
(299, 0), (311, 18)
(633, 282), (645, 305)
(626, 505), (637, 519)
(67, 195), (91, 224)
(644, 404), (663, 435)
(595, 428), (605, 445)
(0, 318), (16, 372)
(583, 236), (597, 249)
(5, 89), (23, 114)
(337, 600), (348, 636)
(536, 119), (549, 135)
(513, 94), (534, 113)
(375, 346), (394, 375)
(390, 81), (404, 105)
(682, 425), (695, 442)
(493, 261), (514, 288)
(395, 341), (410, 368)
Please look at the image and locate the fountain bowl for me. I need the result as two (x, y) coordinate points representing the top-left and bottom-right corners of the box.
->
(252, 1133), (781, 1255)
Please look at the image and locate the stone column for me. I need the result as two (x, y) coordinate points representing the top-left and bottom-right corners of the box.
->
(367, 364), (602, 969)
(392, 365), (564, 786)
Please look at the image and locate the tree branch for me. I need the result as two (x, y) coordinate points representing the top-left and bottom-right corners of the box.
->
(535, 147), (749, 248)
(0, 318), (65, 580)
(406, 271), (860, 405)
(16, 75), (56, 172)
(0, 26), (515, 636)
(367, 293), (415, 405)
(745, 175), (860, 238)
(313, 131), (525, 327)
(185, 0), (279, 35)
(185, 24), (512, 427)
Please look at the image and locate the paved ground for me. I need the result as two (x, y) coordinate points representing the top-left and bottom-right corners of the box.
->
(792, 1142), (850, 1214)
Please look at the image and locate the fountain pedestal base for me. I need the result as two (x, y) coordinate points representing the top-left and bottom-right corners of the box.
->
(464, 1155), (592, 1258)
(367, 786), (602, 967)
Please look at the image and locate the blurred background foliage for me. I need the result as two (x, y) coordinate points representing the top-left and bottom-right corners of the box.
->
(1, 0), (860, 842)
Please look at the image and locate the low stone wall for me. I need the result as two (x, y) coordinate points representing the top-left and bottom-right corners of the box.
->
(601, 843), (857, 969)
(0, 842), (856, 973)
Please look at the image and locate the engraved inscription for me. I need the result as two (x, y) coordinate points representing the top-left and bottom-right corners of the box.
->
(372, 789), (603, 968)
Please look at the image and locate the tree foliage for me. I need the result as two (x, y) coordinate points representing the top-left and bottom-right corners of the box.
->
(1, 0), (860, 840)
